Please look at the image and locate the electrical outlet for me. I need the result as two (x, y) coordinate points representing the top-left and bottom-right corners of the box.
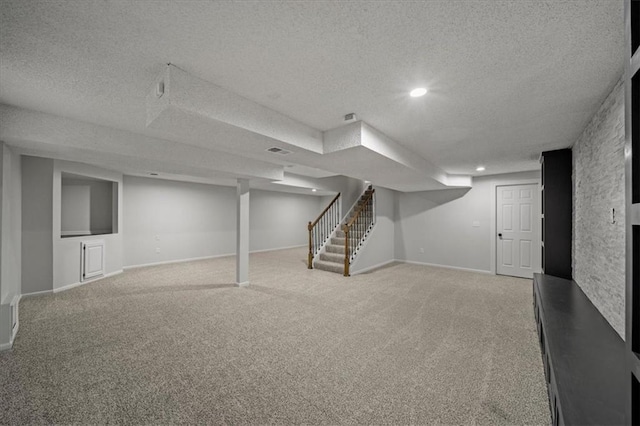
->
(155, 248), (160, 254)
(155, 235), (160, 241)
(420, 248), (424, 254)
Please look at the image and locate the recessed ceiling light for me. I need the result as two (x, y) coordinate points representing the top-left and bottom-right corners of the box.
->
(476, 166), (486, 172)
(312, 188), (317, 192)
(410, 87), (428, 97)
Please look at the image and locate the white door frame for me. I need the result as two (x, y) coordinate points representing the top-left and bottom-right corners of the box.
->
(490, 179), (542, 275)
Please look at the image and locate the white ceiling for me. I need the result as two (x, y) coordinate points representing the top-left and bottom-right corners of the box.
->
(0, 0), (624, 192)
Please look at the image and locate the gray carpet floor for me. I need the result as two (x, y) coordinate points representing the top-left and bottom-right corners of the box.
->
(0, 247), (549, 425)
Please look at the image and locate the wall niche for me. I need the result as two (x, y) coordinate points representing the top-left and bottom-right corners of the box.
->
(61, 172), (119, 238)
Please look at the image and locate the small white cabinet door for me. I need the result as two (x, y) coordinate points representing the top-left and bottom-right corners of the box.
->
(82, 240), (105, 281)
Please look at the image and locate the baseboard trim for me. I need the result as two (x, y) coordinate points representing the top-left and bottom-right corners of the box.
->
(399, 260), (492, 275)
(0, 294), (21, 352)
(21, 289), (54, 298)
(10, 294), (20, 346)
(124, 245), (307, 270)
(53, 269), (124, 294)
(250, 244), (306, 254)
(124, 253), (235, 270)
(351, 259), (398, 275)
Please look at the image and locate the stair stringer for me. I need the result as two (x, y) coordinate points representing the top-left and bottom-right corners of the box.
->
(313, 217), (376, 273)
(347, 220), (393, 275)
(340, 182), (369, 223)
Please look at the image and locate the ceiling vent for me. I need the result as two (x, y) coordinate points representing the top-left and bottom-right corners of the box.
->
(266, 147), (292, 155)
(344, 113), (358, 123)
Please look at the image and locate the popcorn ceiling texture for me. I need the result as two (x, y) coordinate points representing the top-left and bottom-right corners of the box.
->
(0, 1), (624, 181)
(572, 78), (625, 339)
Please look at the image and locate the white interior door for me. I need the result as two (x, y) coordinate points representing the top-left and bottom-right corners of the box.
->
(496, 184), (538, 278)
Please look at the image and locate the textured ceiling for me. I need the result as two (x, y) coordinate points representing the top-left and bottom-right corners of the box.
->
(0, 0), (624, 187)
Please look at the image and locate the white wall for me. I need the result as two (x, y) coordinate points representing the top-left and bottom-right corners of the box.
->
(124, 176), (236, 267)
(89, 180), (114, 234)
(52, 160), (123, 291)
(395, 171), (540, 273)
(61, 184), (90, 235)
(0, 144), (22, 348)
(124, 176), (324, 267)
(1, 144), (22, 302)
(250, 190), (325, 252)
(350, 187), (396, 274)
(21, 156), (54, 294)
(317, 175), (367, 220)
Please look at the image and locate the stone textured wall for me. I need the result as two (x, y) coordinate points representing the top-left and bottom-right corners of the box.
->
(572, 78), (625, 339)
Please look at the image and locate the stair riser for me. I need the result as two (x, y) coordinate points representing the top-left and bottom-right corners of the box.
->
(325, 245), (345, 254)
(314, 262), (344, 274)
(320, 253), (343, 263)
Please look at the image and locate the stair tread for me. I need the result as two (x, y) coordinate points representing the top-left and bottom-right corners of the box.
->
(325, 244), (345, 254)
(314, 260), (344, 274)
(320, 252), (344, 262)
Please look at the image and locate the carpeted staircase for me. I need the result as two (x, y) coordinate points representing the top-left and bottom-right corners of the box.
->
(314, 187), (374, 274)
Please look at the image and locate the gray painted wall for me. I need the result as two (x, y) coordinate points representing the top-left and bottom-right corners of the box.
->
(572, 79), (625, 339)
(317, 175), (367, 220)
(123, 176), (324, 267)
(61, 184), (90, 234)
(395, 171), (540, 273)
(21, 156), (54, 294)
(52, 160), (123, 291)
(89, 180), (114, 234)
(0, 144), (22, 304)
(0, 144), (22, 348)
(250, 189), (325, 252)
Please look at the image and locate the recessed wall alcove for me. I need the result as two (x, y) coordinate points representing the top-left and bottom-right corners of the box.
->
(60, 172), (119, 238)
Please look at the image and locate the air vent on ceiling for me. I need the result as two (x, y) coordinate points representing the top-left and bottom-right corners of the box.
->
(266, 147), (292, 155)
(344, 113), (358, 123)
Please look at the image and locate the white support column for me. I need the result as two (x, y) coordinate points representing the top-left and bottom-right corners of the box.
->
(236, 179), (250, 286)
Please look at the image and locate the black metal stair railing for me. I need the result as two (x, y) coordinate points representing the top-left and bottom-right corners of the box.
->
(342, 186), (375, 276)
(307, 192), (341, 269)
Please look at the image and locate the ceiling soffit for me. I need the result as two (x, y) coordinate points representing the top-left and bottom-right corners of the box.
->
(0, 104), (284, 182)
(146, 65), (471, 192)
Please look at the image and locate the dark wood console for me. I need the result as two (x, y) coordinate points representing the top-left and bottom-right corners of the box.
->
(533, 273), (625, 425)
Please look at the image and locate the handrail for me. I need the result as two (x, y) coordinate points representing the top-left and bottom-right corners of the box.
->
(309, 192), (340, 228)
(307, 192), (341, 269)
(345, 188), (374, 228)
(343, 186), (375, 276)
